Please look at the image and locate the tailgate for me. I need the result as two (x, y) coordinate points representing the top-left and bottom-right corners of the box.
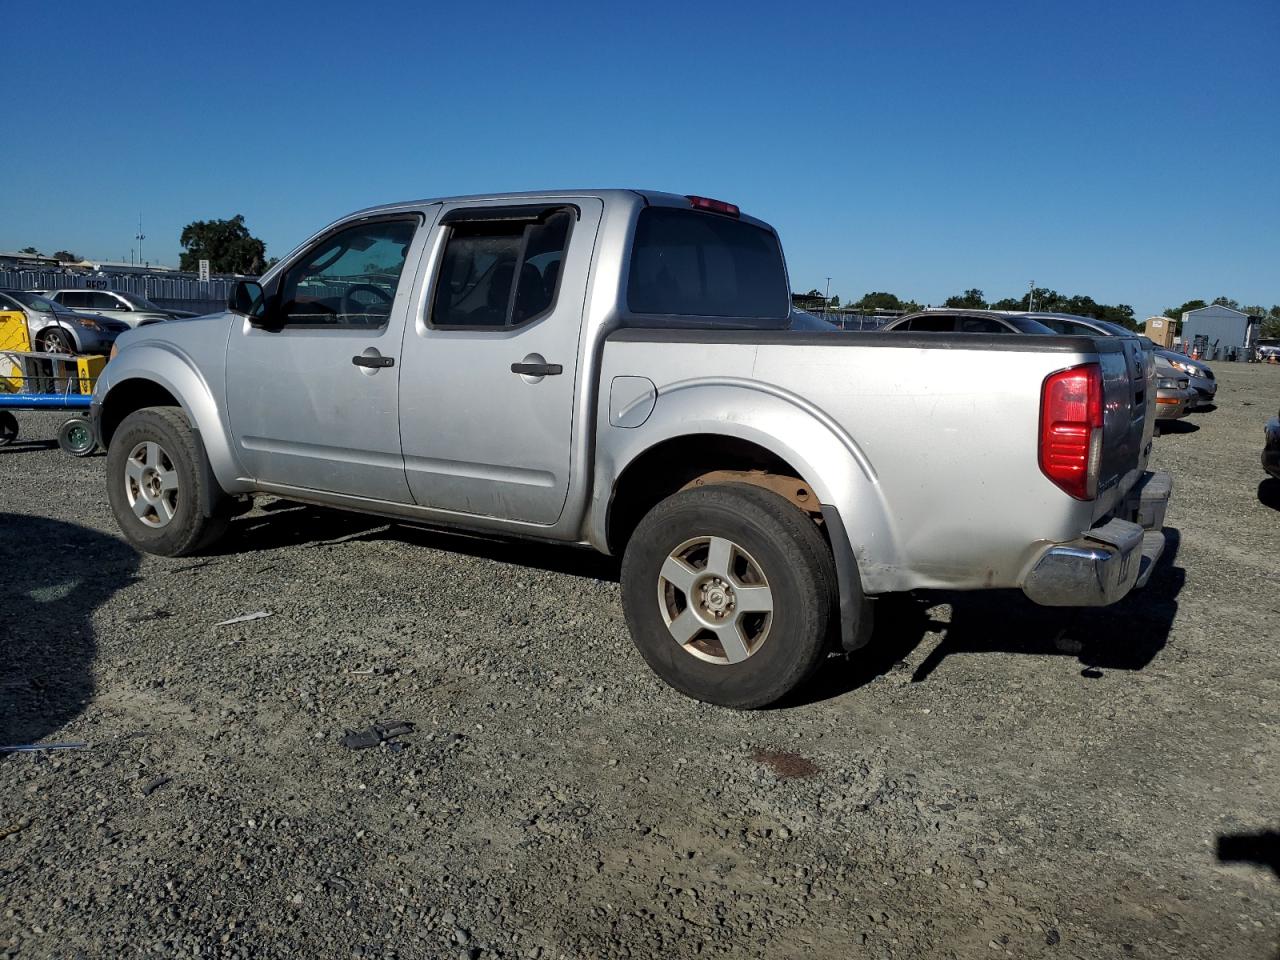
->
(1094, 336), (1154, 520)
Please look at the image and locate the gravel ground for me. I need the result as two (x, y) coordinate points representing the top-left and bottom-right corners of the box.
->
(2, 363), (1278, 960)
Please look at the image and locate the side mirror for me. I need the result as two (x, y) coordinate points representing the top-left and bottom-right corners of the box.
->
(229, 280), (270, 325)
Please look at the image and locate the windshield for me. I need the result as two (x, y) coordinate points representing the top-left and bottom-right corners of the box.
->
(1092, 319), (1137, 337)
(116, 291), (163, 310)
(9, 291), (61, 312)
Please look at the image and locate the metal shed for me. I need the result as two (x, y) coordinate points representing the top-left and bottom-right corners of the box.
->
(1180, 304), (1255, 352)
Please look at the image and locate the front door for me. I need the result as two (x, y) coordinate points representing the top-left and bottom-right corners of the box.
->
(224, 210), (435, 502)
(397, 198), (602, 524)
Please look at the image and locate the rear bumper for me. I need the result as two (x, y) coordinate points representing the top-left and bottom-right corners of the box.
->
(1022, 470), (1171, 607)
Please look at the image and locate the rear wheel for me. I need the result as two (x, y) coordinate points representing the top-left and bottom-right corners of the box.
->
(620, 483), (837, 708)
(105, 406), (230, 556)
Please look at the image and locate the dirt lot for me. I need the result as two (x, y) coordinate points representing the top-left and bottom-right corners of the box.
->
(2, 363), (1278, 960)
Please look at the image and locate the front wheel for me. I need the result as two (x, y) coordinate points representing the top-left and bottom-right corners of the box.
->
(105, 406), (230, 556)
(36, 329), (74, 354)
(620, 483), (837, 709)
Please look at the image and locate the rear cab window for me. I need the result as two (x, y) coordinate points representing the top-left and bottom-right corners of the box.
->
(625, 207), (789, 325)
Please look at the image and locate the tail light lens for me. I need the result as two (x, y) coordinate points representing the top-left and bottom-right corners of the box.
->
(1039, 363), (1103, 500)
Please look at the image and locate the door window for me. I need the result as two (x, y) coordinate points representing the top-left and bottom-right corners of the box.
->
(901, 315), (957, 332)
(429, 210), (573, 328)
(277, 218), (418, 329)
(58, 291), (92, 309)
(956, 316), (1008, 333)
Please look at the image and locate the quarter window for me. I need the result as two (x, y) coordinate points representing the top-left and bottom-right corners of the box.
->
(277, 218), (418, 329)
(430, 210), (572, 328)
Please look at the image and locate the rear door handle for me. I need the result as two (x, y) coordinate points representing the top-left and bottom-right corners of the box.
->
(510, 362), (562, 376)
(352, 354), (394, 368)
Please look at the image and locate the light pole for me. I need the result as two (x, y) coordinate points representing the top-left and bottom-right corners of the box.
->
(136, 215), (146, 268)
(1027, 280), (1035, 312)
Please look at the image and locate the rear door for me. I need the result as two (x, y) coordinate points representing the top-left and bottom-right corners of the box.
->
(397, 198), (602, 524)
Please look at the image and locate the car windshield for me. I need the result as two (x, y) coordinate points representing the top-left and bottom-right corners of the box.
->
(116, 291), (163, 310)
(9, 291), (61, 312)
(1092, 319), (1137, 337)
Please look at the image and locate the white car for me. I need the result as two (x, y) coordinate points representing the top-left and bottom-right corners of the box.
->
(39, 289), (194, 328)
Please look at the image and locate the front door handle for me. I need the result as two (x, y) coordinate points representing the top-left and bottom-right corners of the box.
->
(352, 354), (394, 368)
(510, 361), (562, 376)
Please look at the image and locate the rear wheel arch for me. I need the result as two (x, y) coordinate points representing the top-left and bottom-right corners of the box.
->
(605, 434), (823, 557)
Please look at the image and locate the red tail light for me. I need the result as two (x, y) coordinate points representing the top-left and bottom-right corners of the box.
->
(685, 195), (740, 217)
(1039, 363), (1104, 500)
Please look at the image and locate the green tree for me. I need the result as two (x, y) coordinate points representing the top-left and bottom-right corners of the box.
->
(18, 246), (40, 255)
(943, 288), (986, 309)
(854, 291), (905, 312)
(1212, 296), (1239, 309)
(52, 250), (79, 262)
(179, 215), (268, 275)
(1163, 299), (1206, 320)
(829, 295), (840, 308)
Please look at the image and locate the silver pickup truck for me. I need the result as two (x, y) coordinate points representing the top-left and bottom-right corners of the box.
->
(92, 190), (1172, 708)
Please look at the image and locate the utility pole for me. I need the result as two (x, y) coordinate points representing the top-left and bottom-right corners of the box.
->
(135, 214), (146, 269)
(1027, 280), (1035, 312)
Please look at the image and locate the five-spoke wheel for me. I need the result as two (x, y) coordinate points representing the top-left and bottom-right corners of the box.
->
(621, 483), (840, 709)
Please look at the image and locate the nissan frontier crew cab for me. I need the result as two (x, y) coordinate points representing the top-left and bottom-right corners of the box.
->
(93, 190), (1172, 708)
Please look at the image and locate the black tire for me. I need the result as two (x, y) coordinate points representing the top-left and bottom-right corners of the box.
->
(105, 406), (231, 556)
(620, 483), (838, 709)
(35, 328), (75, 354)
(0, 411), (17, 446)
(58, 417), (97, 457)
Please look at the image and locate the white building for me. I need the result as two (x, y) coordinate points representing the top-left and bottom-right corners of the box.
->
(1181, 304), (1257, 350)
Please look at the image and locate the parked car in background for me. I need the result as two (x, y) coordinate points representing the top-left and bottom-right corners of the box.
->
(882, 311), (1057, 334)
(0, 289), (128, 354)
(1154, 356), (1194, 423)
(92, 189), (1172, 708)
(1264, 411), (1280, 480)
(38, 289), (194, 326)
(1021, 313), (1218, 410)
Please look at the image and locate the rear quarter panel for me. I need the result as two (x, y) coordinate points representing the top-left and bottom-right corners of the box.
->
(597, 332), (1115, 593)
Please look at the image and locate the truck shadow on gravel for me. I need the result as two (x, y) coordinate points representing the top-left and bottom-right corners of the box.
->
(0, 514), (139, 751)
(800, 529), (1184, 705)
(220, 501), (621, 580)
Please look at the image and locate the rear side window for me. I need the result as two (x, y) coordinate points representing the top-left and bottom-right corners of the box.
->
(899, 315), (956, 332)
(430, 210), (572, 328)
(627, 208), (788, 320)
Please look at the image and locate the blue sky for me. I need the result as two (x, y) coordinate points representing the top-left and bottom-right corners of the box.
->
(4, 0), (1277, 318)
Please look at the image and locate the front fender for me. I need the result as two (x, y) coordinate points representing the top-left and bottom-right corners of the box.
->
(589, 377), (906, 594)
(94, 337), (251, 495)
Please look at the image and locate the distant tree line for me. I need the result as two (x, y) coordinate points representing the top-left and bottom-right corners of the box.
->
(1164, 297), (1280, 338)
(12, 215), (277, 276)
(800, 286), (1137, 328)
